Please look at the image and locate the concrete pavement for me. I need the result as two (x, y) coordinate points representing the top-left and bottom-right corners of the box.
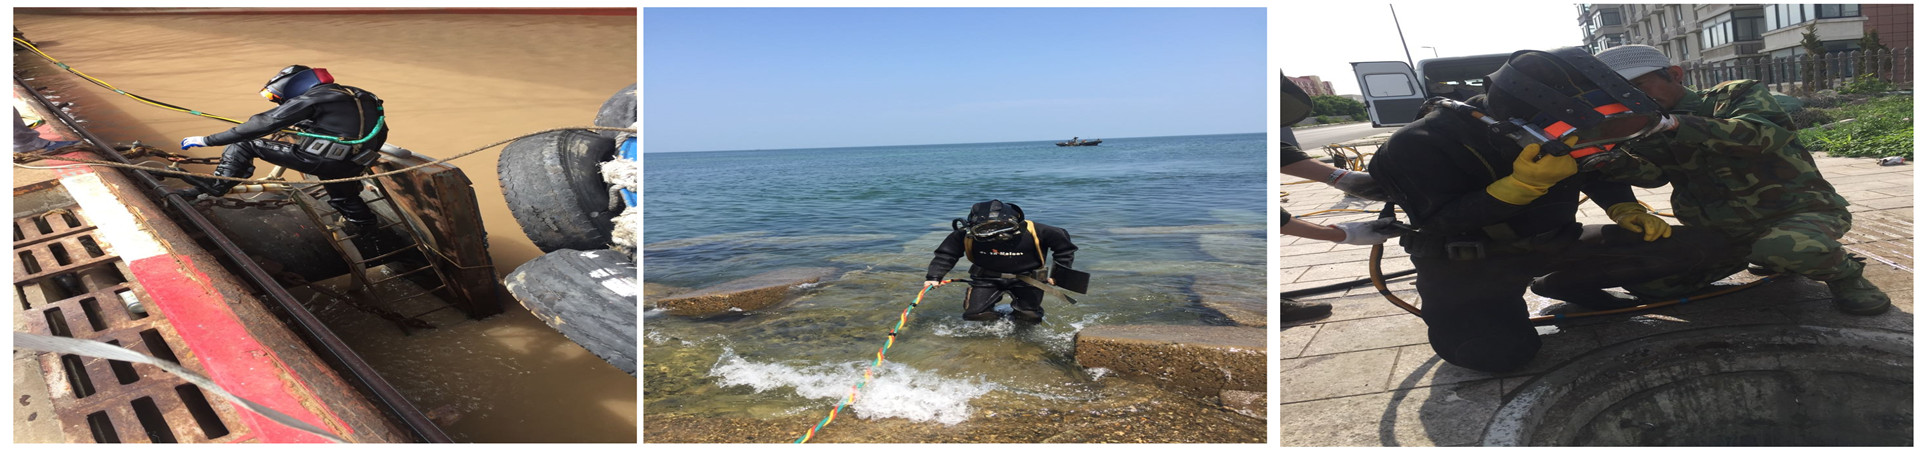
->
(1278, 136), (1913, 446)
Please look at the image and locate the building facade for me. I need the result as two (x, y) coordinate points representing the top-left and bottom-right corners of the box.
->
(1286, 75), (1337, 97)
(1578, 3), (1912, 65)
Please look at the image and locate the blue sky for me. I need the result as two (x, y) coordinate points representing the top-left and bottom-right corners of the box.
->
(645, 7), (1265, 152)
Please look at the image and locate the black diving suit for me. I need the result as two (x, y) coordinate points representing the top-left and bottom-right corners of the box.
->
(1367, 98), (1738, 372)
(199, 83), (389, 228)
(926, 222), (1077, 322)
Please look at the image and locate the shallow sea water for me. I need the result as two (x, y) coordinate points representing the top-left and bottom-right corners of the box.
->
(643, 133), (1265, 441)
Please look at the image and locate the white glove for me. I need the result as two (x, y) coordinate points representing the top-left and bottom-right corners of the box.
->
(1654, 114), (1679, 132)
(1334, 218), (1405, 246)
(1327, 168), (1389, 201)
(179, 136), (208, 150)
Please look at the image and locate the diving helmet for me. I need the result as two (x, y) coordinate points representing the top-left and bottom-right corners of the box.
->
(259, 65), (333, 103)
(1485, 47), (1666, 171)
(954, 200), (1025, 242)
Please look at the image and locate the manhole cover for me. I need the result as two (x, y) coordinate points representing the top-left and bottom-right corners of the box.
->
(1484, 324), (1912, 446)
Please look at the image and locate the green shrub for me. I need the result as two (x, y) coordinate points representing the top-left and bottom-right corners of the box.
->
(1836, 73), (1896, 95)
(1799, 94), (1913, 158)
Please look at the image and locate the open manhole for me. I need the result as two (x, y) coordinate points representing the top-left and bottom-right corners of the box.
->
(1484, 324), (1912, 446)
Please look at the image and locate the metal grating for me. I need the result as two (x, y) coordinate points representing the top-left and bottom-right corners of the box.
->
(15, 207), (251, 443)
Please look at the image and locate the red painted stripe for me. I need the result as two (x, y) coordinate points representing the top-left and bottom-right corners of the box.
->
(126, 255), (350, 443)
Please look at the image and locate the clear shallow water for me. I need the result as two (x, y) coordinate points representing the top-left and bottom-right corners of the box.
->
(643, 133), (1265, 437)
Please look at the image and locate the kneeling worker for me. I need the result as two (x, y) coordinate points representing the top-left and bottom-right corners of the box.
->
(1594, 44), (1890, 315)
(926, 200), (1078, 323)
(1368, 48), (1740, 372)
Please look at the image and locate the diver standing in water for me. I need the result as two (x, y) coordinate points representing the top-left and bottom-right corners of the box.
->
(168, 65), (390, 237)
(926, 200), (1079, 323)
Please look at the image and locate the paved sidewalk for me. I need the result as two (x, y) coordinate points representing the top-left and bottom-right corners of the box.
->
(1277, 137), (1914, 446)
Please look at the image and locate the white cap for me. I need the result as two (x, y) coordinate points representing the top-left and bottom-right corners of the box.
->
(1595, 45), (1672, 80)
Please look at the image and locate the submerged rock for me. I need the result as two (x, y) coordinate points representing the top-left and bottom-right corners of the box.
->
(1190, 271), (1266, 327)
(1196, 234), (1265, 265)
(655, 267), (838, 316)
(1073, 325), (1266, 396)
(644, 282), (689, 308)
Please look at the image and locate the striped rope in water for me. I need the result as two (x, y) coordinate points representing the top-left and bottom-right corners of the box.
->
(795, 279), (952, 443)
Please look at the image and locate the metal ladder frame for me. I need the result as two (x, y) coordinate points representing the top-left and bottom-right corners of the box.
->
(282, 170), (459, 333)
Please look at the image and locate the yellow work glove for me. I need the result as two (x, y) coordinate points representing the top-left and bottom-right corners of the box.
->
(1606, 202), (1672, 241)
(1485, 138), (1580, 205)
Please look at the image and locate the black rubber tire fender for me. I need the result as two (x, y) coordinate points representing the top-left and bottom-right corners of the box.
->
(592, 83), (637, 140)
(498, 129), (618, 252)
(505, 249), (636, 375)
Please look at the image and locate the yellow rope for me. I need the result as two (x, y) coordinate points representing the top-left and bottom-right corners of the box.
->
(15, 37), (249, 124)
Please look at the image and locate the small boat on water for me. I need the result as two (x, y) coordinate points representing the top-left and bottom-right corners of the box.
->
(1056, 138), (1102, 147)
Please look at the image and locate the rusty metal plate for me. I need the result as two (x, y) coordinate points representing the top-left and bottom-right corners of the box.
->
(15, 207), (251, 443)
(372, 155), (505, 318)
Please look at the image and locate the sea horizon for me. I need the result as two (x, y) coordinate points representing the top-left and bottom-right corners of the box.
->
(644, 131), (1265, 154)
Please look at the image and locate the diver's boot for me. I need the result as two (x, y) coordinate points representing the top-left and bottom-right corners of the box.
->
(1009, 309), (1044, 324)
(1530, 279), (1646, 311)
(196, 150), (253, 197)
(1826, 275), (1892, 316)
(1280, 299), (1332, 322)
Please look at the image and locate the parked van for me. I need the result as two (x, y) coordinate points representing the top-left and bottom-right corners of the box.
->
(1350, 52), (1510, 127)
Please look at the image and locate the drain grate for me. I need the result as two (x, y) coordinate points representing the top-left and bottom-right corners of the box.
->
(15, 207), (250, 443)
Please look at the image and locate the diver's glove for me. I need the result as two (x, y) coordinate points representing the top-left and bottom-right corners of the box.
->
(1333, 217), (1405, 246)
(1328, 168), (1389, 202)
(179, 136), (207, 150)
(1606, 202), (1672, 242)
(1653, 114), (1680, 132)
(1485, 138), (1579, 205)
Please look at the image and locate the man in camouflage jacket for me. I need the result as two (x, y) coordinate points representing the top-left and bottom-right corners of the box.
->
(1594, 44), (1888, 315)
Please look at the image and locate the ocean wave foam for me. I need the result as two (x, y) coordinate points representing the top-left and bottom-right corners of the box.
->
(708, 349), (993, 425)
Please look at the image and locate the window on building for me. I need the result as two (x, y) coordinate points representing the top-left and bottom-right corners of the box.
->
(1705, 14), (1730, 48)
(1733, 9), (1764, 41)
(1770, 4), (1862, 31)
(1769, 4), (1801, 31)
(1817, 4), (1861, 19)
(1677, 37), (1690, 60)
(1704, 9), (1764, 48)
(1599, 10), (1622, 26)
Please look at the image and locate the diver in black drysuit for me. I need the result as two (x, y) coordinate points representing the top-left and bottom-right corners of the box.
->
(1367, 49), (1740, 373)
(171, 65), (390, 234)
(926, 200), (1077, 323)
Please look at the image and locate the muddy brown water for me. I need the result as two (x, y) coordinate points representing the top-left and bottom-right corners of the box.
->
(14, 11), (635, 442)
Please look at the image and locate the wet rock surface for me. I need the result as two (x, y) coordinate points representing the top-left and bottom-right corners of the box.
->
(1074, 325), (1266, 396)
(655, 267), (836, 316)
(1220, 390), (1266, 419)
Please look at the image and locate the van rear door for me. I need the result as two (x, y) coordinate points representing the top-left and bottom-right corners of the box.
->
(1351, 61), (1424, 127)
